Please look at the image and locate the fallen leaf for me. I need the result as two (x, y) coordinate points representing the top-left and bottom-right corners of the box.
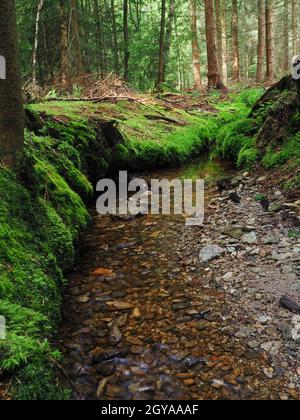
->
(96, 379), (108, 398)
(92, 268), (113, 276)
(132, 307), (141, 318)
(106, 301), (134, 310)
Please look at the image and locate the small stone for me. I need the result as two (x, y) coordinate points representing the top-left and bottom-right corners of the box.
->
(291, 315), (300, 341)
(242, 232), (258, 245)
(183, 379), (195, 386)
(132, 307), (141, 318)
(264, 236), (279, 245)
(223, 272), (233, 282)
(106, 301), (134, 311)
(269, 203), (283, 213)
(278, 322), (293, 341)
(78, 295), (89, 303)
(257, 315), (272, 325)
(92, 348), (125, 363)
(261, 341), (281, 355)
(199, 244), (226, 263)
(247, 340), (260, 350)
(263, 368), (274, 379)
(109, 324), (122, 343)
(235, 327), (253, 339)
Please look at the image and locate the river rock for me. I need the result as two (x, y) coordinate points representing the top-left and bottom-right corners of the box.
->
(261, 341), (281, 355)
(199, 244), (226, 263)
(242, 232), (258, 245)
(269, 203), (283, 213)
(291, 316), (300, 341)
(258, 315), (272, 325)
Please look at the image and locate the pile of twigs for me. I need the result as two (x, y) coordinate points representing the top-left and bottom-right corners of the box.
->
(83, 72), (135, 100)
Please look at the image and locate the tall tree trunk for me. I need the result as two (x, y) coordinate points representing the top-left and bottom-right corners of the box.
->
(292, 0), (299, 56)
(256, 0), (266, 82)
(111, 0), (120, 74)
(32, 0), (44, 87)
(215, 0), (227, 85)
(231, 0), (240, 82)
(70, 0), (83, 78)
(123, 0), (129, 82)
(157, 0), (167, 88)
(0, 0), (24, 165)
(190, 0), (202, 89)
(282, 0), (289, 73)
(204, 0), (223, 88)
(265, 0), (275, 82)
(164, 0), (176, 77)
(59, 0), (69, 88)
(94, 0), (105, 73)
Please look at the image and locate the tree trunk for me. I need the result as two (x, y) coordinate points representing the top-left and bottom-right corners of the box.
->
(32, 0), (44, 87)
(282, 0), (289, 74)
(292, 0), (299, 56)
(190, 0), (202, 89)
(204, 0), (223, 89)
(0, 0), (24, 165)
(256, 0), (266, 82)
(94, 0), (105, 73)
(123, 0), (129, 82)
(111, 0), (120, 75)
(215, 0), (227, 85)
(59, 0), (69, 88)
(231, 0), (240, 82)
(157, 0), (167, 88)
(265, 0), (276, 82)
(70, 0), (83, 77)
(164, 0), (176, 78)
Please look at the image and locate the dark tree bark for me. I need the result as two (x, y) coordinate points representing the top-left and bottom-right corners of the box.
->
(123, 0), (130, 82)
(94, 0), (105, 73)
(265, 0), (275, 82)
(157, 0), (167, 88)
(190, 0), (202, 89)
(59, 0), (69, 87)
(164, 0), (176, 78)
(70, 0), (83, 77)
(0, 0), (24, 165)
(256, 0), (266, 82)
(32, 0), (44, 87)
(231, 0), (240, 82)
(204, 0), (224, 89)
(111, 0), (120, 75)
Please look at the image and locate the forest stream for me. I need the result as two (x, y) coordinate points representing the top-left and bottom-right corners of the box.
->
(58, 157), (300, 401)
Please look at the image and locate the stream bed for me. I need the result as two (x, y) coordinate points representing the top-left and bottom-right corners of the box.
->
(59, 157), (294, 400)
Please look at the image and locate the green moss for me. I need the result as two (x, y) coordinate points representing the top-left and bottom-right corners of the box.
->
(0, 118), (96, 399)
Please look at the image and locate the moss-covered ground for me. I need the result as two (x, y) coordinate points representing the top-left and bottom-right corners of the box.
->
(1, 87), (284, 399)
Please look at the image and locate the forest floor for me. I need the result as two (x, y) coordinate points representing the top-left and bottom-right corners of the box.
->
(59, 160), (300, 400)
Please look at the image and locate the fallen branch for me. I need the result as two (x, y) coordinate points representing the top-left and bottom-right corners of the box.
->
(49, 357), (84, 400)
(144, 114), (186, 126)
(279, 295), (300, 314)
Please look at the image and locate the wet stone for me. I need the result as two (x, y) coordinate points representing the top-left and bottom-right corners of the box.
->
(92, 348), (126, 363)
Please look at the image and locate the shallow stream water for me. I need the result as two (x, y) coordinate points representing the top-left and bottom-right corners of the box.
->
(59, 157), (279, 400)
